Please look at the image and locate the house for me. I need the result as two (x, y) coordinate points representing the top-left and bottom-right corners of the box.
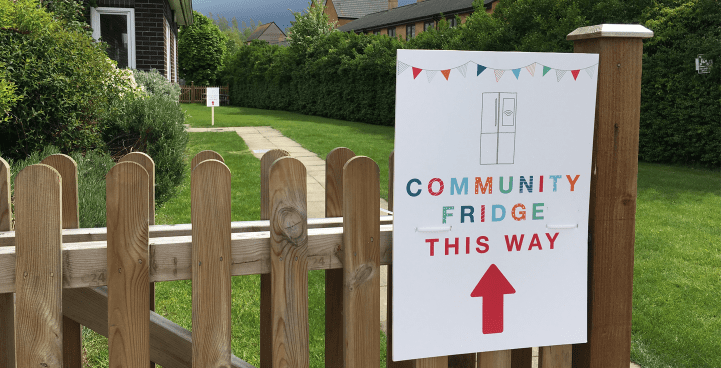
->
(337, 0), (498, 39)
(246, 22), (288, 46)
(318, 0), (390, 28)
(89, 0), (193, 82)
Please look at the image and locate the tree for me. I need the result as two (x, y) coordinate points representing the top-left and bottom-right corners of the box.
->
(287, 0), (337, 51)
(178, 11), (228, 85)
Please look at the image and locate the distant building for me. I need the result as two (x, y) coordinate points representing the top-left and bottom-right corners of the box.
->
(317, 0), (390, 28)
(246, 22), (287, 45)
(337, 0), (498, 40)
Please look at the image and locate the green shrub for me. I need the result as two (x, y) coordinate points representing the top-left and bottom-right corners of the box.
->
(178, 11), (228, 85)
(133, 68), (182, 101)
(7, 146), (114, 228)
(102, 92), (188, 207)
(0, 0), (139, 160)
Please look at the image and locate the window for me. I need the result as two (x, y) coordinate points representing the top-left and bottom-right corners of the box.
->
(165, 18), (171, 80)
(424, 20), (435, 32)
(406, 24), (415, 39)
(447, 16), (457, 28)
(388, 27), (396, 37)
(90, 7), (136, 68)
(373, 30), (380, 35)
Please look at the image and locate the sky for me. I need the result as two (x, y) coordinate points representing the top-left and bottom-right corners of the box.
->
(192, 0), (417, 32)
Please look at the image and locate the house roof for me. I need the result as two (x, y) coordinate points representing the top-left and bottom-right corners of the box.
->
(327, 0), (388, 19)
(168, 0), (193, 26)
(247, 23), (273, 42)
(338, 0), (494, 32)
(247, 22), (287, 44)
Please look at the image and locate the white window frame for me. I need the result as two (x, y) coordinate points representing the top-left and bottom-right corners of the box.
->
(165, 18), (171, 80)
(174, 33), (178, 82)
(90, 7), (136, 68)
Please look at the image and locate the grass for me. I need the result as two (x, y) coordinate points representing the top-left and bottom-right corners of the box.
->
(631, 162), (721, 368)
(183, 103), (395, 201)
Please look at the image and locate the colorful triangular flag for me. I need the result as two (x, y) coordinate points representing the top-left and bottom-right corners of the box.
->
(397, 61), (410, 76)
(412, 67), (422, 79)
(543, 65), (552, 76)
(512, 68), (521, 79)
(441, 69), (451, 80)
(556, 70), (567, 82)
(426, 70), (438, 83)
(477, 65), (487, 76)
(585, 65), (597, 79)
(526, 63), (536, 77)
(494, 69), (505, 82)
(458, 63), (467, 78)
(571, 70), (580, 80)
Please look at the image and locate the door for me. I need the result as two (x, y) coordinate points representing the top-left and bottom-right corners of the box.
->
(480, 93), (499, 164)
(497, 93), (517, 164)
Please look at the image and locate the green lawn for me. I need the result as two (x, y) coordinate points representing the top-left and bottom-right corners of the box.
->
(183, 103), (395, 201)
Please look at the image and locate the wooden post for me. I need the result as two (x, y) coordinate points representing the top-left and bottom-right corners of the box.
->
(107, 161), (150, 366)
(566, 24), (653, 368)
(511, 348), (533, 368)
(342, 156), (380, 367)
(14, 164), (63, 367)
(325, 147), (355, 368)
(269, 157), (309, 368)
(539, 345), (572, 368)
(40, 154), (82, 368)
(260, 149), (290, 368)
(0, 157), (13, 368)
(192, 150), (225, 171)
(478, 351), (511, 368)
(191, 160), (232, 367)
(191, 82), (195, 103)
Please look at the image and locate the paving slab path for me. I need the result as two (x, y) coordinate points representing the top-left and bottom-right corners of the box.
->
(186, 125), (641, 368)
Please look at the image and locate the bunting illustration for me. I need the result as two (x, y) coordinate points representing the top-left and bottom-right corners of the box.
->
(398, 60), (599, 83)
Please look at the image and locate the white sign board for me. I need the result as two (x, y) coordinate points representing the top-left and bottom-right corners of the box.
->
(206, 87), (220, 107)
(696, 54), (712, 74)
(393, 49), (599, 361)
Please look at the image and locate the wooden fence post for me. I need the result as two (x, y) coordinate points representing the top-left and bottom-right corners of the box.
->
(191, 160), (232, 366)
(191, 150), (225, 171)
(342, 156), (381, 367)
(107, 161), (150, 366)
(269, 157), (309, 368)
(40, 154), (82, 368)
(14, 164), (63, 367)
(567, 24), (653, 368)
(0, 157), (13, 368)
(539, 345), (572, 368)
(260, 149), (290, 368)
(325, 147), (355, 368)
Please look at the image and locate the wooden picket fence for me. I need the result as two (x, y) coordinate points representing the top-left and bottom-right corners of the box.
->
(180, 83), (230, 105)
(0, 23), (647, 368)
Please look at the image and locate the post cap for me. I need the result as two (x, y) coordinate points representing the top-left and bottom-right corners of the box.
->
(567, 24), (653, 41)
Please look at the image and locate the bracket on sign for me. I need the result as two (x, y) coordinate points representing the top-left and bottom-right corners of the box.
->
(546, 224), (578, 229)
(416, 226), (452, 233)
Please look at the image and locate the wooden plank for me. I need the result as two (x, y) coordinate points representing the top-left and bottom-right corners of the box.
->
(192, 160), (232, 367)
(477, 351), (511, 368)
(62, 287), (256, 368)
(260, 149), (289, 368)
(570, 34), (645, 368)
(0, 216), (393, 247)
(41, 153), (82, 368)
(14, 164), (63, 367)
(269, 157), (309, 368)
(448, 355), (476, 368)
(0, 157), (13, 368)
(342, 156), (380, 367)
(417, 356), (448, 368)
(325, 147), (355, 368)
(107, 161), (150, 366)
(0, 225), (395, 293)
(191, 150), (225, 171)
(538, 345), (571, 368)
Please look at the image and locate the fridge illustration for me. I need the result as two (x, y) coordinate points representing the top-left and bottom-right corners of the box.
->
(480, 92), (517, 165)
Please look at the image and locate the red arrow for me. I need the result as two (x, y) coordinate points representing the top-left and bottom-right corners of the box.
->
(471, 264), (516, 334)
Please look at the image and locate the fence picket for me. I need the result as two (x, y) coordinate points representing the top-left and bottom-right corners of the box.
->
(0, 157), (13, 368)
(14, 164), (63, 367)
(416, 357), (449, 368)
(260, 149), (290, 368)
(191, 159), (232, 367)
(511, 348), (533, 368)
(324, 147), (355, 368)
(107, 161), (150, 366)
(539, 345), (571, 368)
(269, 157), (309, 368)
(478, 351), (511, 368)
(192, 150), (225, 171)
(342, 156), (380, 367)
